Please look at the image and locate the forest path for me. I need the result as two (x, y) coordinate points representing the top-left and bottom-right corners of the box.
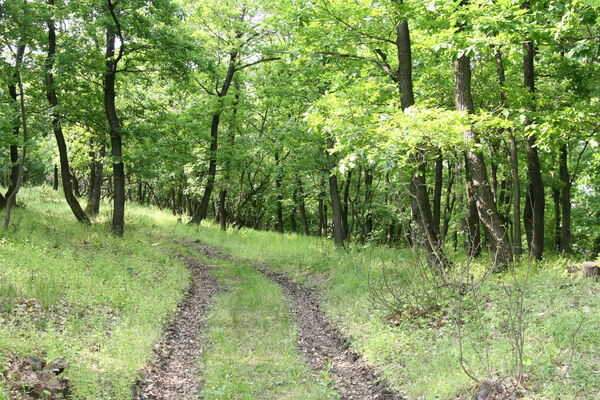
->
(133, 249), (219, 400)
(191, 240), (404, 400)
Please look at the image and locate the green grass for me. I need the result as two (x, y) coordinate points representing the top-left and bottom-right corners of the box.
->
(161, 219), (600, 399)
(2, 186), (599, 399)
(198, 258), (337, 399)
(0, 186), (190, 399)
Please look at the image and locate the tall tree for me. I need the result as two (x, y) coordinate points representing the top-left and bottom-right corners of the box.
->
(46, 0), (90, 224)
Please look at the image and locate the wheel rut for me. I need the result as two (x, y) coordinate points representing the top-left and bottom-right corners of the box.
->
(133, 250), (219, 400)
(191, 241), (404, 400)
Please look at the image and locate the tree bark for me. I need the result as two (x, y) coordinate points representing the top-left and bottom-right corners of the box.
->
(86, 144), (105, 216)
(509, 135), (523, 256)
(274, 152), (284, 233)
(364, 168), (373, 237)
(4, 45), (27, 229)
(297, 176), (309, 235)
(559, 144), (571, 254)
(455, 54), (512, 266)
(553, 186), (560, 251)
(104, 25), (125, 235)
(433, 154), (443, 236)
(53, 164), (59, 190)
(464, 156), (481, 257)
(342, 169), (351, 240)
(191, 45), (239, 224)
(5, 45), (25, 208)
(523, 40), (544, 260)
(497, 48), (522, 256)
(326, 135), (344, 250)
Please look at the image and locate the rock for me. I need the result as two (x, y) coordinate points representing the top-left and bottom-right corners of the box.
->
(47, 358), (69, 375)
(473, 381), (492, 400)
(23, 356), (46, 371)
(582, 262), (599, 278)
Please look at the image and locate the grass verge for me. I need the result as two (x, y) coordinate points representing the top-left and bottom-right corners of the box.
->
(0, 187), (189, 399)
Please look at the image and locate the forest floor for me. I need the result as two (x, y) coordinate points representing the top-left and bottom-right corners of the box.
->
(1, 187), (600, 400)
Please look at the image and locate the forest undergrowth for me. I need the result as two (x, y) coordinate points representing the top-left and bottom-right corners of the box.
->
(1, 187), (599, 399)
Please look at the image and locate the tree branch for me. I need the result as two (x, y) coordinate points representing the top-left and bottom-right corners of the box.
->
(316, 51), (398, 81)
(235, 57), (280, 71)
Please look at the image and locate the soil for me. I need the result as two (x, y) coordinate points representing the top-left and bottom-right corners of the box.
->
(191, 241), (404, 400)
(132, 253), (219, 400)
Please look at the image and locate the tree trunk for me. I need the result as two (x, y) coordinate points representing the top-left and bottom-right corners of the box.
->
(464, 156), (481, 257)
(523, 40), (544, 260)
(523, 193), (533, 251)
(86, 144), (104, 216)
(5, 45), (25, 208)
(274, 152), (284, 233)
(433, 154), (443, 236)
(104, 27), (125, 235)
(297, 177), (309, 235)
(364, 168), (373, 237)
(318, 175), (326, 236)
(291, 189), (298, 233)
(455, 54), (512, 266)
(559, 144), (571, 254)
(553, 186), (560, 251)
(191, 51), (238, 224)
(509, 135), (523, 256)
(4, 45), (28, 229)
(326, 135), (344, 250)
(342, 169), (351, 240)
(53, 164), (59, 190)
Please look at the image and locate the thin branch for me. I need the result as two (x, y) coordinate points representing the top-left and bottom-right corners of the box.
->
(235, 57), (280, 71)
(316, 51), (398, 81)
(107, 0), (124, 63)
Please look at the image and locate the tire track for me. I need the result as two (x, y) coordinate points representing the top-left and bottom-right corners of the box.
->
(133, 252), (219, 400)
(191, 241), (404, 400)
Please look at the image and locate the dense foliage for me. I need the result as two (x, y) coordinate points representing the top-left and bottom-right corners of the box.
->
(1, 0), (600, 261)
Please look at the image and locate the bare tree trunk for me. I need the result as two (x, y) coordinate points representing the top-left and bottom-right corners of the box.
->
(497, 48), (522, 256)
(46, 0), (90, 224)
(464, 157), (481, 257)
(523, 40), (544, 260)
(559, 144), (571, 254)
(552, 186), (560, 251)
(364, 168), (373, 237)
(104, 28), (125, 235)
(4, 46), (27, 229)
(275, 152), (284, 233)
(433, 154), (443, 236)
(342, 169), (351, 240)
(509, 135), (522, 256)
(326, 135), (344, 250)
(86, 144), (104, 216)
(191, 49), (238, 224)
(297, 177), (309, 235)
(455, 54), (512, 266)
(4, 45), (25, 208)
(53, 164), (58, 191)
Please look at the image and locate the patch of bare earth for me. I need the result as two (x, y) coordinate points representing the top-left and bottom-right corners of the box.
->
(191, 241), (404, 400)
(133, 254), (218, 400)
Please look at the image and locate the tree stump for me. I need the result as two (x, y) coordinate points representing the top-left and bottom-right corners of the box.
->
(582, 262), (599, 278)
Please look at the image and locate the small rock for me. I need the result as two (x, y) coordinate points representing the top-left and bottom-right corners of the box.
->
(47, 358), (69, 375)
(473, 381), (492, 400)
(23, 356), (46, 372)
